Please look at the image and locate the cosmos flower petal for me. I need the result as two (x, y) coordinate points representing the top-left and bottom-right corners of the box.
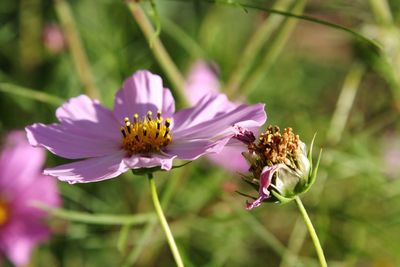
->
(0, 131), (60, 266)
(0, 131), (45, 192)
(206, 139), (250, 172)
(113, 70), (175, 123)
(246, 165), (282, 210)
(124, 154), (176, 171)
(43, 151), (127, 183)
(26, 122), (121, 159)
(185, 61), (220, 104)
(12, 174), (61, 217)
(173, 102), (266, 140)
(172, 94), (238, 133)
(164, 138), (230, 161)
(0, 220), (49, 267)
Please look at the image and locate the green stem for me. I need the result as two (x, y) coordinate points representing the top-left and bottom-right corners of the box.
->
(0, 83), (64, 106)
(126, 2), (187, 107)
(294, 196), (327, 267)
(54, 0), (100, 99)
(148, 173), (185, 267)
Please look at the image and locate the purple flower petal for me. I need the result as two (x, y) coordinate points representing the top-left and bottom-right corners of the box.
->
(172, 94), (237, 133)
(206, 139), (250, 172)
(55, 95), (121, 141)
(26, 122), (121, 159)
(173, 100), (266, 140)
(124, 154), (176, 171)
(43, 151), (127, 183)
(0, 131), (60, 266)
(164, 138), (230, 161)
(185, 61), (220, 104)
(246, 164), (282, 210)
(0, 132), (45, 194)
(0, 219), (49, 267)
(113, 70), (175, 123)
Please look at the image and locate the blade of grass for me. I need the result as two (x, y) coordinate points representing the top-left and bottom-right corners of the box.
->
(170, 0), (382, 52)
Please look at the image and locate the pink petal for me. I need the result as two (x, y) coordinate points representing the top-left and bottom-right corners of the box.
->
(12, 174), (60, 218)
(185, 61), (220, 105)
(0, 131), (45, 194)
(43, 152), (128, 183)
(0, 218), (49, 267)
(206, 140), (249, 172)
(173, 102), (266, 140)
(56, 95), (121, 141)
(123, 154), (176, 171)
(26, 123), (121, 159)
(113, 70), (175, 123)
(172, 94), (238, 134)
(246, 165), (282, 210)
(164, 138), (229, 161)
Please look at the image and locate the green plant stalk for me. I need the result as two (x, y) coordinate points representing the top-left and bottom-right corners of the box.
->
(34, 202), (155, 225)
(0, 83), (64, 106)
(127, 2), (187, 107)
(327, 63), (365, 145)
(369, 0), (393, 25)
(294, 197), (327, 267)
(224, 0), (295, 97)
(280, 63), (365, 267)
(19, 0), (42, 72)
(123, 167), (188, 267)
(240, 0), (306, 96)
(148, 173), (185, 267)
(54, 0), (100, 99)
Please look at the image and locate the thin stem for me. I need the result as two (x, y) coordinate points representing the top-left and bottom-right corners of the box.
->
(294, 196), (327, 267)
(54, 0), (100, 99)
(147, 173), (185, 267)
(126, 2), (187, 107)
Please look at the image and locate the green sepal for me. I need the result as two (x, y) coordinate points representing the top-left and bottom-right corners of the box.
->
(306, 148), (322, 190)
(271, 190), (295, 204)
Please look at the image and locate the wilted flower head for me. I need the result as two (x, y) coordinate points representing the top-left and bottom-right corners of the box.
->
(0, 131), (60, 266)
(185, 61), (259, 172)
(235, 125), (320, 209)
(26, 70), (266, 183)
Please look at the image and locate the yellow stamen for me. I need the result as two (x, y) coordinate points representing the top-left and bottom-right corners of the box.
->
(120, 110), (172, 154)
(0, 198), (9, 226)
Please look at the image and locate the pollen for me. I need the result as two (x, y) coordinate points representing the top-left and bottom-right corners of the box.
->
(0, 197), (9, 226)
(120, 110), (172, 154)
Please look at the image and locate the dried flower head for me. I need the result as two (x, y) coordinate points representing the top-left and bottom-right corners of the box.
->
(235, 125), (321, 209)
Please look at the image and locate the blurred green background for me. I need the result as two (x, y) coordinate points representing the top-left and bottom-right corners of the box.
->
(1, 0), (400, 266)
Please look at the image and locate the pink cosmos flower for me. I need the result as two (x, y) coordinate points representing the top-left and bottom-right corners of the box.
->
(185, 61), (259, 172)
(26, 70), (266, 183)
(0, 131), (60, 266)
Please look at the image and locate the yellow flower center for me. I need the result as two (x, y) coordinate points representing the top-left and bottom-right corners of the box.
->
(120, 110), (172, 155)
(0, 197), (9, 226)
